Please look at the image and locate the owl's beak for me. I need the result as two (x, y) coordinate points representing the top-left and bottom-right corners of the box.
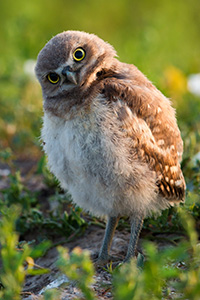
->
(62, 66), (77, 85)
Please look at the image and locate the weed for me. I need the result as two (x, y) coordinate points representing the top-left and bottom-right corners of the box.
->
(44, 288), (61, 300)
(57, 246), (97, 300)
(0, 205), (50, 300)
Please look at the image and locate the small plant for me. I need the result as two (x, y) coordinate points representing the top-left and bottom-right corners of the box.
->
(37, 155), (59, 189)
(0, 205), (51, 300)
(43, 288), (61, 300)
(0, 205), (30, 300)
(57, 246), (97, 300)
(1, 171), (37, 212)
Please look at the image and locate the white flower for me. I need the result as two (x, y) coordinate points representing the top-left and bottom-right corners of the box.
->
(23, 59), (36, 79)
(187, 74), (200, 96)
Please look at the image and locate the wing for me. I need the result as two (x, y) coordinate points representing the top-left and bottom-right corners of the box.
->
(97, 64), (185, 202)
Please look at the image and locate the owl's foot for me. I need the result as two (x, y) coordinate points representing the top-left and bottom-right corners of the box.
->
(102, 251), (144, 270)
(93, 254), (123, 268)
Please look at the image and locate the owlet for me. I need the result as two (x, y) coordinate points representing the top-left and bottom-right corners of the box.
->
(35, 31), (185, 264)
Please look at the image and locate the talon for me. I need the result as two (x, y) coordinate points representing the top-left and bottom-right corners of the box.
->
(94, 255), (123, 268)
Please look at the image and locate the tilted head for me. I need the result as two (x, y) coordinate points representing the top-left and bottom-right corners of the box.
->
(35, 30), (117, 99)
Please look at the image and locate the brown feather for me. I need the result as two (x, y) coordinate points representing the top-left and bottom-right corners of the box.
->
(85, 63), (186, 202)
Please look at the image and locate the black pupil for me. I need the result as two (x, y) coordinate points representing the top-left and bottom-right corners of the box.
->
(75, 50), (84, 59)
(49, 73), (58, 81)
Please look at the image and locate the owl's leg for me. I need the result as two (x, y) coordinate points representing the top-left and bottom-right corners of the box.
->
(96, 216), (120, 265)
(124, 216), (144, 262)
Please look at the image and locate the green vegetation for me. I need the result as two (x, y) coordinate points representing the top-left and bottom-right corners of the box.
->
(0, 206), (51, 300)
(0, 0), (200, 299)
(0, 206), (200, 299)
(57, 246), (96, 300)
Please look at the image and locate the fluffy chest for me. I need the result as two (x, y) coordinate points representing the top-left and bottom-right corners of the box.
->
(42, 111), (100, 183)
(41, 99), (159, 217)
(41, 106), (126, 216)
(41, 101), (136, 196)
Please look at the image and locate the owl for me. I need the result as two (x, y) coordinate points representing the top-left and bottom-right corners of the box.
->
(35, 31), (185, 265)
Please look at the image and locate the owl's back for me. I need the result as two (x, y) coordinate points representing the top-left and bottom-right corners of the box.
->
(92, 61), (185, 203)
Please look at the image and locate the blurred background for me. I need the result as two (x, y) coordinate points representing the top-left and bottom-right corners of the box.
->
(0, 0), (199, 195)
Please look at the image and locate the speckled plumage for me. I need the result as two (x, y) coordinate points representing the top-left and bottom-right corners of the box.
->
(35, 30), (185, 263)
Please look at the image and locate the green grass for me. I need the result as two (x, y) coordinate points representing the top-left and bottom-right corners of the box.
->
(0, 206), (51, 300)
(0, 205), (200, 299)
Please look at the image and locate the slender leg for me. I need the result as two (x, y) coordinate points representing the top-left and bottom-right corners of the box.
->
(124, 216), (144, 262)
(97, 216), (120, 264)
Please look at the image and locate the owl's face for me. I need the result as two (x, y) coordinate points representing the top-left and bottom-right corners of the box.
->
(35, 31), (116, 98)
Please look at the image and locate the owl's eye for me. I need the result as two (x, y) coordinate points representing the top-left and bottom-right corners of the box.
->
(47, 72), (60, 84)
(73, 48), (86, 62)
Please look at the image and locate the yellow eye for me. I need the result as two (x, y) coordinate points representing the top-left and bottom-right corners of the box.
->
(47, 72), (60, 84)
(73, 48), (86, 61)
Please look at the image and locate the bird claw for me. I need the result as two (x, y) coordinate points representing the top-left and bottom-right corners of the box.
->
(93, 254), (123, 269)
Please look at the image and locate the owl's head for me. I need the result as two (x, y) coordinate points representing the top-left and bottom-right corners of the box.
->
(35, 30), (117, 98)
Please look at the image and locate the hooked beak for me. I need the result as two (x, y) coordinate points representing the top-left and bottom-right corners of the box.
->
(62, 66), (78, 85)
